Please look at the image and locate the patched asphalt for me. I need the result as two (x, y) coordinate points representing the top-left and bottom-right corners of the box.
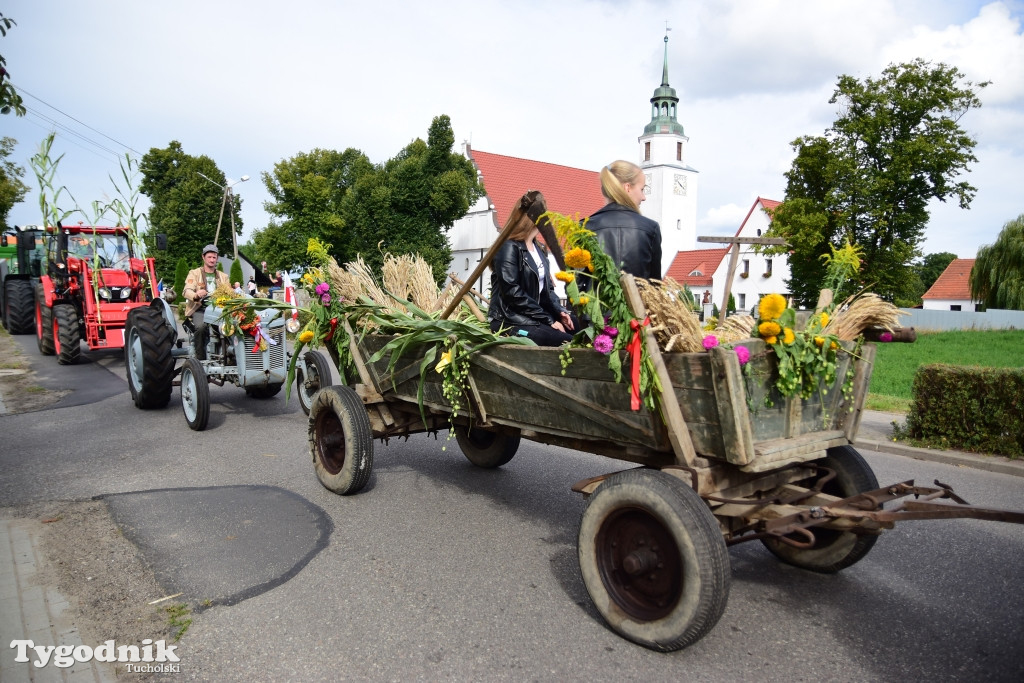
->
(104, 485), (332, 608)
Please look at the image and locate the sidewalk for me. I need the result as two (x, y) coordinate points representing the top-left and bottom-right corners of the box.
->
(855, 410), (1024, 478)
(0, 516), (116, 682)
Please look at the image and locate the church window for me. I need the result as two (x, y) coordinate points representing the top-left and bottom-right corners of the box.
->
(644, 142), (651, 161)
(676, 142), (682, 160)
(676, 219), (681, 231)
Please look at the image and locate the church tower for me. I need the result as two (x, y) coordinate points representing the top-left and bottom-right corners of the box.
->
(638, 32), (699, 276)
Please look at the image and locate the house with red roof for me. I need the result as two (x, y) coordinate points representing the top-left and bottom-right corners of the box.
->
(664, 197), (789, 313)
(922, 258), (979, 311)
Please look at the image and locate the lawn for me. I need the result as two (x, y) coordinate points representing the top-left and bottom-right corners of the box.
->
(866, 329), (1024, 412)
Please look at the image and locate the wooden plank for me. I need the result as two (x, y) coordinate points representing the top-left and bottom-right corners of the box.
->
(441, 208), (520, 320)
(709, 345), (756, 465)
(845, 342), (876, 443)
(620, 275), (699, 466)
(754, 430), (847, 456)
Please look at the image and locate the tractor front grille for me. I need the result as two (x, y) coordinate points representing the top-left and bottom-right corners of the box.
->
(242, 328), (286, 370)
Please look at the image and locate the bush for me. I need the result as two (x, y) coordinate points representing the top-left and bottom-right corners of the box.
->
(901, 364), (1024, 458)
(229, 259), (244, 289)
(173, 258), (189, 304)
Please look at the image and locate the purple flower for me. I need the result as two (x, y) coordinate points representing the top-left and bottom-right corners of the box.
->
(879, 332), (893, 343)
(735, 346), (750, 366)
(702, 335), (719, 350)
(315, 282), (330, 296)
(321, 293), (331, 305)
(593, 334), (614, 354)
(603, 325), (618, 338)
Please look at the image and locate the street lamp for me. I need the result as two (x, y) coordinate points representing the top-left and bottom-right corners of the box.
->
(197, 172), (250, 260)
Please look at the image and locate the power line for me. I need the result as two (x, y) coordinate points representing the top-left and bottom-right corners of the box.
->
(14, 84), (144, 157)
(24, 106), (123, 161)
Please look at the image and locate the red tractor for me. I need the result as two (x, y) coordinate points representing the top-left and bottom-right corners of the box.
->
(35, 224), (160, 364)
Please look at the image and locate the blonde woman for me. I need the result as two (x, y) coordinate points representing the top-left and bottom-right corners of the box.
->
(586, 160), (662, 279)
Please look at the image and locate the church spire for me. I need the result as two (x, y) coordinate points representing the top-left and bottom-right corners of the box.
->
(644, 31), (685, 136)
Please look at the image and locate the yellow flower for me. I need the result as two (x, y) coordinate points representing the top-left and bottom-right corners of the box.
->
(577, 295), (590, 305)
(814, 336), (824, 348)
(555, 271), (574, 283)
(302, 273), (314, 285)
(435, 350), (453, 373)
(819, 311), (830, 328)
(298, 330), (314, 343)
(830, 340), (839, 350)
(765, 335), (778, 345)
(565, 248), (592, 270)
(758, 321), (781, 338)
(783, 327), (795, 345)
(758, 293), (787, 321)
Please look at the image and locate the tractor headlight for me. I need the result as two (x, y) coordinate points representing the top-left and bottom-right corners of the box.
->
(118, 286), (132, 299)
(286, 318), (301, 334)
(98, 287), (112, 299)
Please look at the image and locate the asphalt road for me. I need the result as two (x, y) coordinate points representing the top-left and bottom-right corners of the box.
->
(1, 335), (1023, 682)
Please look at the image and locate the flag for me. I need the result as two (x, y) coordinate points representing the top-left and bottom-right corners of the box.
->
(282, 272), (297, 319)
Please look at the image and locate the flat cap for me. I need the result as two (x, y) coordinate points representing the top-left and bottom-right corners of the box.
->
(202, 244), (218, 255)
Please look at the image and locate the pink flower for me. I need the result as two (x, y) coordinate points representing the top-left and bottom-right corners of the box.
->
(593, 334), (614, 354)
(879, 332), (893, 343)
(315, 282), (330, 296)
(735, 346), (750, 366)
(603, 325), (618, 338)
(702, 335), (719, 350)
(321, 293), (331, 305)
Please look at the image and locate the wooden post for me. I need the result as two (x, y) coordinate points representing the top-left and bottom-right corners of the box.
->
(696, 235), (787, 320)
(441, 217), (520, 320)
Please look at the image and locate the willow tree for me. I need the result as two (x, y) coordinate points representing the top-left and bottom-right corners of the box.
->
(970, 214), (1024, 310)
(766, 60), (987, 307)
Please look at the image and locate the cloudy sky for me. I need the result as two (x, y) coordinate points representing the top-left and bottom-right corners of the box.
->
(3, 0), (1022, 260)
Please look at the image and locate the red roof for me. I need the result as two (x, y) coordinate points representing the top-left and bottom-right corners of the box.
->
(922, 258), (975, 300)
(664, 248), (729, 286)
(733, 196), (780, 237)
(469, 149), (606, 228)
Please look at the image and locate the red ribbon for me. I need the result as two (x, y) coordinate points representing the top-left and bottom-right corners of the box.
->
(324, 317), (339, 342)
(627, 316), (650, 411)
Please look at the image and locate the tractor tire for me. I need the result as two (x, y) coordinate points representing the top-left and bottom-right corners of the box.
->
(578, 468), (731, 652)
(35, 287), (54, 356)
(296, 350), (331, 416)
(453, 425), (520, 468)
(245, 383), (282, 399)
(4, 279), (35, 334)
(760, 445), (880, 573)
(53, 304), (81, 365)
(124, 305), (175, 409)
(310, 385), (373, 495)
(180, 357), (210, 431)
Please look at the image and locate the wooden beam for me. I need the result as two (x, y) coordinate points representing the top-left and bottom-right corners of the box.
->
(696, 235), (787, 319)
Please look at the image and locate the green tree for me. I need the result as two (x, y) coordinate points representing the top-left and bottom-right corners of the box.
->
(340, 115), (483, 282)
(229, 259), (243, 288)
(766, 60), (986, 307)
(139, 141), (242, 282)
(173, 257), (190, 304)
(0, 137), (28, 230)
(970, 214), (1024, 310)
(252, 147), (372, 272)
(917, 251), (958, 292)
(0, 14), (25, 116)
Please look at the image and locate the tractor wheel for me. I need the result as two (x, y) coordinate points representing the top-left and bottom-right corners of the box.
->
(296, 350), (331, 416)
(578, 468), (731, 652)
(309, 385), (373, 495)
(453, 425), (520, 468)
(180, 357), (210, 431)
(4, 280), (35, 334)
(761, 445), (880, 573)
(124, 305), (175, 409)
(53, 304), (81, 365)
(245, 383), (282, 399)
(35, 287), (54, 356)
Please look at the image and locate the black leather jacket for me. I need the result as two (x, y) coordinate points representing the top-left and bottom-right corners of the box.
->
(586, 203), (663, 279)
(489, 240), (565, 327)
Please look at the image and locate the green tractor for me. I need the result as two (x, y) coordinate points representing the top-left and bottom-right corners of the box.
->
(0, 226), (45, 335)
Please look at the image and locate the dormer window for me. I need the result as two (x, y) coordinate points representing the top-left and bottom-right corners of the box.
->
(689, 269), (703, 277)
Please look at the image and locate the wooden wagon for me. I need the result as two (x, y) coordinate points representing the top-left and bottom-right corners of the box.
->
(304, 276), (1023, 652)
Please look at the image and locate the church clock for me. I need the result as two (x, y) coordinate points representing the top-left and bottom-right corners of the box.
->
(673, 173), (687, 196)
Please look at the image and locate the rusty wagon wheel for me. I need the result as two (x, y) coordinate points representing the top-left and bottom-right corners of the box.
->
(453, 425), (520, 468)
(578, 468), (730, 652)
(761, 445), (880, 573)
(309, 385), (373, 495)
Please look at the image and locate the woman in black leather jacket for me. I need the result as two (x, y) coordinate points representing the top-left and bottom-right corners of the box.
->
(489, 192), (576, 347)
(586, 160), (662, 279)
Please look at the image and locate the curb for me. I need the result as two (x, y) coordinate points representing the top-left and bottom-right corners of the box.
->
(856, 439), (1024, 478)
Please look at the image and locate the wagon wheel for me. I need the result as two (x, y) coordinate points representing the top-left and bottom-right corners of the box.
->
(761, 445), (880, 573)
(453, 425), (520, 468)
(578, 468), (731, 652)
(180, 358), (210, 431)
(309, 385), (373, 495)
(296, 350), (331, 416)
